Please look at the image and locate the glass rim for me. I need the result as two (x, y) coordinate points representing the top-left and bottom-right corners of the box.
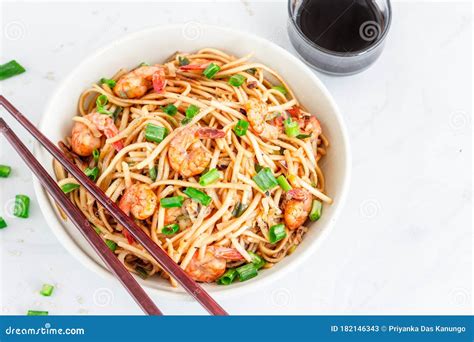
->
(287, 0), (393, 58)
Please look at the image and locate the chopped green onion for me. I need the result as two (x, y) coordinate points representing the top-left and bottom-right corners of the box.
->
(93, 226), (101, 234)
(309, 200), (323, 221)
(0, 60), (26, 80)
(84, 167), (99, 181)
(296, 133), (312, 139)
(252, 167), (278, 192)
(248, 251), (265, 270)
(276, 175), (292, 192)
(105, 239), (117, 251)
(255, 164), (263, 173)
(149, 166), (157, 182)
(178, 56), (190, 66)
(162, 223), (179, 235)
(92, 149), (100, 163)
(284, 117), (300, 137)
(61, 183), (80, 194)
(160, 196), (184, 208)
(269, 224), (287, 244)
(96, 94), (108, 108)
(217, 269), (237, 285)
(236, 263), (258, 282)
(162, 104), (178, 116)
(27, 310), (48, 316)
(0, 164), (11, 177)
(13, 194), (30, 218)
(245, 68), (257, 75)
(183, 188), (212, 206)
(203, 63), (220, 79)
(100, 78), (116, 88)
(272, 85), (288, 95)
(185, 104), (200, 119)
(40, 284), (54, 297)
(199, 168), (221, 186)
(181, 117), (192, 125)
(139, 62), (150, 67)
(112, 106), (123, 120)
(233, 120), (249, 137)
(231, 202), (247, 218)
(145, 123), (168, 143)
(228, 74), (246, 87)
(135, 266), (149, 279)
(0, 217), (7, 229)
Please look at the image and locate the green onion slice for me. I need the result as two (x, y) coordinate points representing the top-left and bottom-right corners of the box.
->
(185, 104), (200, 119)
(162, 223), (179, 235)
(162, 104), (178, 116)
(13, 194), (30, 218)
(296, 133), (312, 139)
(0, 217), (7, 229)
(61, 183), (80, 194)
(160, 196), (184, 208)
(272, 85), (288, 95)
(92, 149), (100, 163)
(112, 106), (123, 120)
(309, 200), (323, 221)
(0, 164), (11, 178)
(145, 123), (168, 143)
(276, 175), (292, 192)
(149, 166), (157, 182)
(236, 263), (258, 282)
(135, 266), (149, 279)
(284, 117), (300, 137)
(269, 224), (287, 244)
(231, 202), (247, 218)
(100, 78), (116, 88)
(252, 167), (278, 192)
(228, 74), (246, 87)
(27, 310), (48, 316)
(217, 269), (238, 285)
(96, 94), (108, 108)
(105, 239), (117, 251)
(233, 120), (249, 137)
(248, 251), (266, 270)
(0, 60), (26, 80)
(203, 63), (221, 79)
(84, 167), (99, 181)
(245, 68), (257, 75)
(183, 187), (212, 206)
(199, 168), (221, 186)
(181, 117), (192, 125)
(178, 56), (190, 66)
(40, 284), (54, 297)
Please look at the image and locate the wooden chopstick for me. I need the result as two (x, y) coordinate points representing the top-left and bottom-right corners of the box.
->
(0, 117), (162, 316)
(0, 96), (228, 316)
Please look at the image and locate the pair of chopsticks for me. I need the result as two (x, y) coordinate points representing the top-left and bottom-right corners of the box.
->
(0, 95), (227, 316)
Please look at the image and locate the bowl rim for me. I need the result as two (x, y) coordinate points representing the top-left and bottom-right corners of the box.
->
(32, 23), (352, 301)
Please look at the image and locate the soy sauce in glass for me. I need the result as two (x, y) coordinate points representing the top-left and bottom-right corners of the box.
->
(287, 0), (392, 75)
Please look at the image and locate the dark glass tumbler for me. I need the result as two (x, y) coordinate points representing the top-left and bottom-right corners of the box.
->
(287, 0), (392, 76)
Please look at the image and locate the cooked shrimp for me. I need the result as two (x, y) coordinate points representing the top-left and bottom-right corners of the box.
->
(71, 122), (101, 157)
(71, 112), (123, 156)
(168, 127), (225, 178)
(119, 184), (157, 220)
(245, 99), (279, 140)
(113, 65), (166, 99)
(283, 188), (312, 230)
(185, 246), (244, 282)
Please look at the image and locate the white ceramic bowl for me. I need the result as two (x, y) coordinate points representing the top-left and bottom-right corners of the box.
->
(33, 24), (351, 300)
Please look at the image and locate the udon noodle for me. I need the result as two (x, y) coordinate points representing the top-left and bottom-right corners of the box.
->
(54, 48), (332, 286)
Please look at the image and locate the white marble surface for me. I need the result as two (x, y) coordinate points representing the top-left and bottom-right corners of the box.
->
(0, 0), (471, 315)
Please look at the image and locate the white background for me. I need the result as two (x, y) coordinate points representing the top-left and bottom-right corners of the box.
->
(0, 0), (471, 315)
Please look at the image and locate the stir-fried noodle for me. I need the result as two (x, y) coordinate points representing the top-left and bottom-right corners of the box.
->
(54, 48), (332, 286)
